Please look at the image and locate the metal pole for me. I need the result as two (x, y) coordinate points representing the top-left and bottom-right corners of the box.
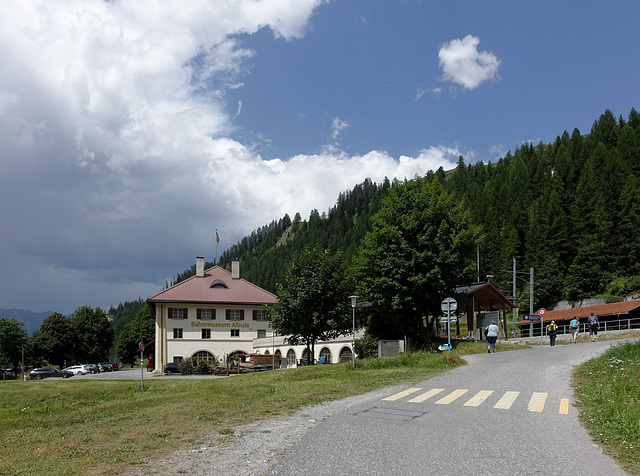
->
(512, 258), (517, 337)
(447, 302), (451, 348)
(141, 350), (144, 390)
(349, 295), (358, 369)
(21, 345), (25, 381)
(352, 305), (356, 369)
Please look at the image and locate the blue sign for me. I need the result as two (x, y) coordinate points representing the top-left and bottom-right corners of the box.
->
(438, 344), (452, 351)
(523, 314), (541, 321)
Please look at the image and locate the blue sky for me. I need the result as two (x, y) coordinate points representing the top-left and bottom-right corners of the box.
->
(0, 0), (638, 315)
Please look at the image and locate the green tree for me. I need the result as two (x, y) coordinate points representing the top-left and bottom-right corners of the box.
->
(269, 245), (352, 364)
(0, 318), (28, 376)
(31, 313), (75, 369)
(116, 305), (155, 366)
(355, 177), (478, 346)
(70, 306), (114, 363)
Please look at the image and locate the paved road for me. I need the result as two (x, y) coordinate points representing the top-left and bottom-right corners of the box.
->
(65, 368), (227, 380)
(269, 340), (635, 476)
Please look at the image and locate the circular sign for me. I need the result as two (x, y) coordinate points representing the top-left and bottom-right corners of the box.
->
(441, 297), (458, 313)
(138, 341), (145, 352)
(538, 308), (546, 316)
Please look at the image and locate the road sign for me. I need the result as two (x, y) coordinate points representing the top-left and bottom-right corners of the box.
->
(139, 341), (145, 352)
(523, 314), (541, 321)
(538, 308), (546, 316)
(441, 297), (457, 313)
(438, 344), (452, 351)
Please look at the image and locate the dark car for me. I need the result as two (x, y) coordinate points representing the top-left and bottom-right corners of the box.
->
(29, 367), (73, 380)
(85, 364), (99, 374)
(98, 362), (113, 372)
(163, 362), (180, 375)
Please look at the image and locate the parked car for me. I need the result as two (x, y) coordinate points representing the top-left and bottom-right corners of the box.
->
(98, 362), (113, 372)
(63, 365), (86, 375)
(163, 362), (180, 375)
(29, 368), (73, 380)
(109, 362), (120, 370)
(84, 364), (99, 374)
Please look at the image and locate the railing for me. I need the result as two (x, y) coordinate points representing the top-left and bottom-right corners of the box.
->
(519, 317), (640, 338)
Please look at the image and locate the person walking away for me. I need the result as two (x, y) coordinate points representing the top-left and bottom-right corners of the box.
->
(570, 316), (579, 343)
(485, 321), (499, 353)
(546, 320), (558, 346)
(587, 312), (600, 342)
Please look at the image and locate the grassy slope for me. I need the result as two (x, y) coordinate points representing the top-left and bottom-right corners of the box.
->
(1, 338), (637, 475)
(573, 339), (640, 475)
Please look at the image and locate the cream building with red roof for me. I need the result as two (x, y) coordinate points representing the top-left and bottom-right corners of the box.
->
(147, 258), (278, 372)
(147, 257), (361, 373)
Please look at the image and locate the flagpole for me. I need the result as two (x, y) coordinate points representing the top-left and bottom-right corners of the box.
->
(215, 228), (219, 265)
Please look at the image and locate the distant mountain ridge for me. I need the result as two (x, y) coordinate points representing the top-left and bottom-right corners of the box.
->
(0, 308), (53, 334)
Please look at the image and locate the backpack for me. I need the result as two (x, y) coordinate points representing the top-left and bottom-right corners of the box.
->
(548, 323), (557, 332)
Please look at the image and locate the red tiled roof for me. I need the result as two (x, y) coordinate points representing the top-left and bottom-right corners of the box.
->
(147, 266), (277, 305)
(518, 300), (640, 325)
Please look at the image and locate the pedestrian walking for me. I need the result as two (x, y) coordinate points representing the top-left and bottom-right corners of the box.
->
(570, 316), (579, 343)
(546, 320), (558, 346)
(588, 312), (600, 342)
(485, 321), (499, 353)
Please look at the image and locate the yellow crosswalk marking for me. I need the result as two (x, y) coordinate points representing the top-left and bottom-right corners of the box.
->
(464, 390), (494, 407)
(435, 389), (469, 404)
(559, 398), (570, 414)
(382, 387), (422, 401)
(494, 391), (519, 409)
(408, 388), (445, 403)
(382, 388), (568, 416)
(528, 392), (547, 412)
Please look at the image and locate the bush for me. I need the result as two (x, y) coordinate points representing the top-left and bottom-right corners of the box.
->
(178, 360), (192, 375)
(194, 359), (211, 374)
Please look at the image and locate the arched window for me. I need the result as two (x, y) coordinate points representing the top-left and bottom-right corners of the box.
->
(339, 346), (352, 363)
(319, 347), (332, 364)
(301, 348), (313, 364)
(192, 350), (216, 365)
(286, 349), (296, 367)
(210, 279), (228, 289)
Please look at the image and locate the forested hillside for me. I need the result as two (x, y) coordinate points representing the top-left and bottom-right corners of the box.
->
(164, 107), (640, 313)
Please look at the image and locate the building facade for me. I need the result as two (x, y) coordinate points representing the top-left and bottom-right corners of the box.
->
(147, 257), (360, 372)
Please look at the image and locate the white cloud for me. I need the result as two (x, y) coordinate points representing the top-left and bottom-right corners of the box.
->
(415, 87), (442, 100)
(330, 116), (350, 141)
(438, 35), (501, 90)
(0, 0), (461, 314)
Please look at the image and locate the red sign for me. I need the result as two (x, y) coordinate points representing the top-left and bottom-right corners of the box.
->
(138, 341), (145, 352)
(538, 308), (546, 316)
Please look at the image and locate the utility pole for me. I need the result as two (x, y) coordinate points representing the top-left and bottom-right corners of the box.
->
(512, 258), (517, 337)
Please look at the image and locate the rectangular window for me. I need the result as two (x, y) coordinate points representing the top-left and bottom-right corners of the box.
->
(257, 329), (266, 339)
(231, 328), (240, 337)
(197, 309), (213, 320)
(169, 308), (188, 319)
(173, 328), (183, 339)
(173, 356), (183, 364)
(228, 310), (241, 320)
(202, 329), (211, 339)
(254, 310), (266, 321)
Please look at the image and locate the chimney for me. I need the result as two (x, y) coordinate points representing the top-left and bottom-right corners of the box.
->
(232, 259), (240, 279)
(196, 256), (204, 277)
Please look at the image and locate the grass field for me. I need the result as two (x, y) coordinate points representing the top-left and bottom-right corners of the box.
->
(573, 339), (640, 475)
(1, 337), (637, 475)
(0, 348), (472, 476)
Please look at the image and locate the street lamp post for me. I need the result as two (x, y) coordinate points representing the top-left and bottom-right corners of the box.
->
(349, 295), (359, 369)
